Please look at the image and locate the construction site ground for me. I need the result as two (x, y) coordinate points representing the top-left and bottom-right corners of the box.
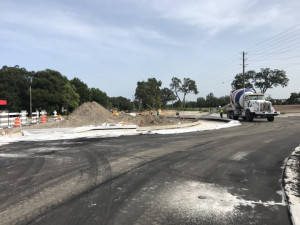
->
(0, 102), (300, 224)
(3, 103), (299, 135)
(0, 116), (299, 225)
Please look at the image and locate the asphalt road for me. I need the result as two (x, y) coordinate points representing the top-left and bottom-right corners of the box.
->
(0, 117), (300, 225)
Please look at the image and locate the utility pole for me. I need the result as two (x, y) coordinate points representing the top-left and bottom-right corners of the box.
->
(243, 51), (245, 108)
(132, 95), (135, 111)
(243, 51), (245, 90)
(30, 77), (32, 118)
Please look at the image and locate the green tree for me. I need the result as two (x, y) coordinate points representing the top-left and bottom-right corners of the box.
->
(231, 68), (289, 93)
(205, 93), (218, 107)
(218, 95), (230, 106)
(180, 78), (198, 109)
(254, 68), (289, 93)
(135, 78), (162, 109)
(185, 101), (198, 108)
(110, 96), (132, 111)
(286, 92), (300, 104)
(90, 88), (110, 107)
(70, 78), (91, 104)
(161, 88), (176, 107)
(61, 82), (80, 112)
(170, 77), (182, 102)
(197, 97), (206, 107)
(231, 70), (256, 91)
(0, 65), (33, 111)
(170, 77), (198, 108)
(32, 69), (70, 113)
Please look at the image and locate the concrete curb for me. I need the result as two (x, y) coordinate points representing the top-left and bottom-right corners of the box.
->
(166, 115), (232, 122)
(198, 117), (232, 122)
(136, 121), (202, 131)
(283, 146), (300, 225)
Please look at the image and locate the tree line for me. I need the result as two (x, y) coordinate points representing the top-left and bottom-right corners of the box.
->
(0, 66), (132, 113)
(0, 65), (296, 114)
(134, 68), (292, 109)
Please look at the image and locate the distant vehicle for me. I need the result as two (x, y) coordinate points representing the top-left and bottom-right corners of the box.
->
(227, 89), (280, 122)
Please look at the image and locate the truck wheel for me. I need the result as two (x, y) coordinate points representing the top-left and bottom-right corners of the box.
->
(227, 111), (231, 119)
(227, 111), (233, 119)
(267, 116), (274, 122)
(231, 111), (235, 119)
(246, 110), (254, 122)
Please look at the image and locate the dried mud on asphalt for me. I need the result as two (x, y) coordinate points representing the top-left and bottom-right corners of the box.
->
(0, 117), (300, 225)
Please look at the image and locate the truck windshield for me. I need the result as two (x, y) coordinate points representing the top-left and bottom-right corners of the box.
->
(249, 95), (265, 100)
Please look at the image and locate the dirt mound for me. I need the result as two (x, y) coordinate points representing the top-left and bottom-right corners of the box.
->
(63, 101), (115, 127)
(49, 102), (190, 128)
(274, 104), (300, 113)
(7, 102), (191, 133)
(137, 115), (181, 127)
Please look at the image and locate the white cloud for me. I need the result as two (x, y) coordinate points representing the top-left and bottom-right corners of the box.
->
(136, 0), (300, 34)
(0, 1), (182, 58)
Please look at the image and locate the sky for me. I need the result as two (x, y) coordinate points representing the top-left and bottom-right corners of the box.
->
(1, 0), (300, 101)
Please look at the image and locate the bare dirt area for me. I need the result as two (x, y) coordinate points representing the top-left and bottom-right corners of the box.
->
(274, 105), (300, 113)
(5, 102), (191, 134)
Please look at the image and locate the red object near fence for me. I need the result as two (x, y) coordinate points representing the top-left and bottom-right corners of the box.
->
(0, 100), (7, 105)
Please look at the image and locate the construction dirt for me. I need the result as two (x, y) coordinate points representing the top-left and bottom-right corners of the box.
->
(273, 104), (300, 113)
(7, 102), (191, 133)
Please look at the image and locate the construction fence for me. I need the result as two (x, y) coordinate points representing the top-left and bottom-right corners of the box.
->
(0, 110), (47, 128)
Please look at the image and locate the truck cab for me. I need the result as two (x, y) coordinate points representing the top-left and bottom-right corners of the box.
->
(228, 89), (280, 122)
(244, 93), (280, 121)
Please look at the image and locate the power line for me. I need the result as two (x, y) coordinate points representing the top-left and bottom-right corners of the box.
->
(245, 24), (300, 52)
(248, 48), (300, 56)
(195, 25), (300, 97)
(247, 55), (300, 62)
(248, 37), (300, 58)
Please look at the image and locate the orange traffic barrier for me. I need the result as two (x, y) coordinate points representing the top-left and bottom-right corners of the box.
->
(40, 115), (48, 123)
(14, 117), (21, 127)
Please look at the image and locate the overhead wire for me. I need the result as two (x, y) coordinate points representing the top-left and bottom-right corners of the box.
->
(245, 24), (300, 52)
(247, 41), (300, 61)
(195, 24), (300, 98)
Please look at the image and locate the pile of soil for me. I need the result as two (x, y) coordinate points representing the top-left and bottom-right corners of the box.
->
(274, 104), (300, 113)
(61, 102), (191, 127)
(6, 102), (190, 133)
(137, 115), (182, 127)
(62, 101), (116, 127)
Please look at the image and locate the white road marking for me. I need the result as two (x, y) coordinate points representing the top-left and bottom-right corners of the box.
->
(231, 151), (249, 161)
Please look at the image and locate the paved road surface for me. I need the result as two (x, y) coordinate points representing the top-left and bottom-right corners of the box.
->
(0, 117), (300, 225)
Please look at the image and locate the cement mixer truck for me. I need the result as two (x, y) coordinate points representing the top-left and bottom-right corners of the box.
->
(226, 89), (280, 122)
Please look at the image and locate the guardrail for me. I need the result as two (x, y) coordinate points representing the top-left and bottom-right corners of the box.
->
(0, 110), (47, 128)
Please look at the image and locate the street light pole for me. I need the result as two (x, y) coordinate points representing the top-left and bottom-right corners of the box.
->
(30, 77), (32, 118)
(243, 51), (245, 108)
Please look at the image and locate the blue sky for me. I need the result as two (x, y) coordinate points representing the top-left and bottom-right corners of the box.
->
(1, 0), (299, 101)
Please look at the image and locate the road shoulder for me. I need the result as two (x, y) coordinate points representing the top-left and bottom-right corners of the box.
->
(284, 146), (300, 225)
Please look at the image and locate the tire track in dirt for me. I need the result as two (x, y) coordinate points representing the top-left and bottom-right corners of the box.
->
(0, 157), (45, 211)
(62, 149), (100, 225)
(60, 148), (114, 225)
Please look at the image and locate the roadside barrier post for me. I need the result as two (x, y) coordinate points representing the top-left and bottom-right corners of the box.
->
(14, 117), (21, 127)
(54, 110), (58, 121)
(40, 115), (47, 123)
(40, 110), (48, 123)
